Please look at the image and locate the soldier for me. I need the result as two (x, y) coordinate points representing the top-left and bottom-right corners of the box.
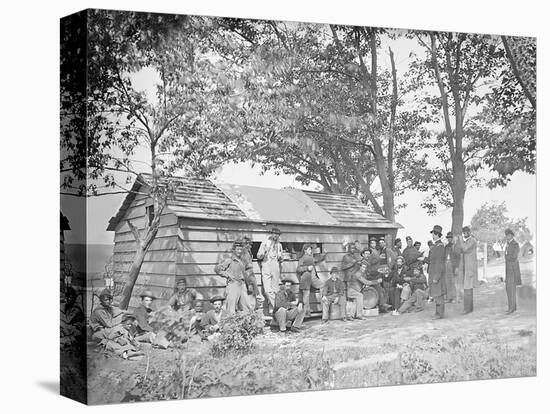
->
(257, 228), (284, 311)
(389, 256), (408, 309)
(201, 296), (228, 337)
(166, 278), (198, 312)
(61, 286), (84, 327)
(393, 238), (403, 257)
(392, 267), (428, 315)
(296, 243), (325, 317)
(242, 236), (261, 301)
(444, 232), (459, 303)
(215, 239), (254, 314)
(347, 261), (374, 320)
(504, 228), (522, 314)
(132, 290), (157, 343)
(321, 267), (346, 323)
(90, 289), (141, 359)
(456, 226), (478, 314)
(403, 236), (422, 267)
(426, 225), (446, 320)
(273, 277), (306, 333)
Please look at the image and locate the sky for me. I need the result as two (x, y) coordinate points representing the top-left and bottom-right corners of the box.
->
(60, 23), (536, 246)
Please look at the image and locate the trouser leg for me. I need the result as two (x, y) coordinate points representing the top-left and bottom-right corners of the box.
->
(446, 275), (457, 301)
(464, 288), (473, 313)
(275, 308), (287, 331)
(398, 296), (414, 313)
(225, 282), (239, 314)
(348, 289), (363, 317)
(289, 306), (306, 328)
(322, 298), (332, 320)
(237, 282), (253, 312)
(507, 282), (517, 311)
(262, 271), (275, 308)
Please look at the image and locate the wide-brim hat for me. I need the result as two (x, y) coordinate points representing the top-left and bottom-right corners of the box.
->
(430, 225), (443, 235)
(394, 238), (401, 244)
(271, 227), (281, 234)
(413, 241), (421, 246)
(405, 236), (413, 241)
(139, 290), (156, 300)
(176, 279), (187, 286)
(302, 243), (314, 252)
(329, 266), (340, 274)
(209, 295), (226, 303)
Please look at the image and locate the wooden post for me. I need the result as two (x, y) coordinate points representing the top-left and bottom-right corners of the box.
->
(483, 242), (488, 280)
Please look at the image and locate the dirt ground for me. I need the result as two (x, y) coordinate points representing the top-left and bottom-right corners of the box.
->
(87, 259), (536, 404)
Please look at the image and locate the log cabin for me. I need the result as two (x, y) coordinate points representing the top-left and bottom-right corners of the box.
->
(107, 175), (402, 312)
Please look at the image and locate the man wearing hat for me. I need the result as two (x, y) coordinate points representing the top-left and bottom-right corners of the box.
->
(166, 278), (198, 313)
(321, 267), (347, 323)
(444, 232), (459, 303)
(426, 225), (447, 319)
(215, 239), (254, 314)
(257, 228), (284, 311)
(201, 295), (228, 335)
(393, 238), (403, 257)
(90, 289), (141, 359)
(455, 226), (478, 314)
(347, 261), (373, 320)
(504, 228), (522, 314)
(297, 244), (326, 317)
(273, 277), (306, 333)
(132, 290), (157, 343)
(403, 236), (422, 267)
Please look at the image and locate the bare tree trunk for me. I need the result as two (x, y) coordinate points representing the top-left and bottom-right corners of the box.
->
(450, 159), (466, 234)
(373, 138), (395, 221)
(119, 245), (148, 310)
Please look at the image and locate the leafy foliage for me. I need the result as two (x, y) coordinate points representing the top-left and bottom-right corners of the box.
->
(210, 311), (266, 357)
(470, 202), (533, 245)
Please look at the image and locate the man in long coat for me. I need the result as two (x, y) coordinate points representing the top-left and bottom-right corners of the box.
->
(504, 228), (522, 314)
(456, 226), (478, 314)
(427, 225), (446, 319)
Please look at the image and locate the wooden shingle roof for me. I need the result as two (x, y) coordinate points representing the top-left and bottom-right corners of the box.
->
(107, 175), (401, 230)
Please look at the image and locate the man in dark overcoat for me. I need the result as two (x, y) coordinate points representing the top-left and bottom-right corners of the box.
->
(504, 228), (522, 314)
(427, 225), (447, 319)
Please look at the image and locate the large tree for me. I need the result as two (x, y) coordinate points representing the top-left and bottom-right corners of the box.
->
(61, 11), (244, 308)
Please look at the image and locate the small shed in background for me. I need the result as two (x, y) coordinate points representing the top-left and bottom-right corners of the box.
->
(107, 175), (402, 310)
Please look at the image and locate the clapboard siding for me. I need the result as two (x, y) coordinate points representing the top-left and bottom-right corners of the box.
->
(113, 250), (176, 263)
(115, 214), (178, 236)
(113, 236), (178, 252)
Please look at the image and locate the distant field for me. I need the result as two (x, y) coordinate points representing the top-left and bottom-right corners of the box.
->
(65, 243), (114, 274)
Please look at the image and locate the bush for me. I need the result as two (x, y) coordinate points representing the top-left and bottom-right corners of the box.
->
(210, 311), (265, 357)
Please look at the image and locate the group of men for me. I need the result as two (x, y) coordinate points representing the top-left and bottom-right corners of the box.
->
(78, 224), (524, 355)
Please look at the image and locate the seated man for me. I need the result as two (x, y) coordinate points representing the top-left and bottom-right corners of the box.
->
(132, 290), (157, 343)
(388, 256), (408, 309)
(392, 267), (428, 315)
(321, 267), (346, 323)
(166, 279), (198, 313)
(188, 300), (205, 336)
(201, 296), (227, 340)
(60, 287), (85, 348)
(90, 289), (142, 359)
(273, 277), (306, 333)
(347, 261), (376, 320)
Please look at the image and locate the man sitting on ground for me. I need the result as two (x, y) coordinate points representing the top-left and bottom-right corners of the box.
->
(201, 296), (227, 340)
(132, 290), (157, 343)
(90, 289), (142, 359)
(392, 267), (428, 315)
(321, 267), (347, 323)
(273, 277), (306, 333)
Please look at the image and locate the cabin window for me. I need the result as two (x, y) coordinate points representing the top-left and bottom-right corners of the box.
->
(146, 205), (154, 226)
(249, 241), (323, 261)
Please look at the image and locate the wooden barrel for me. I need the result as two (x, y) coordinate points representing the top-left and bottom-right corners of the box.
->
(362, 286), (379, 309)
(329, 301), (346, 320)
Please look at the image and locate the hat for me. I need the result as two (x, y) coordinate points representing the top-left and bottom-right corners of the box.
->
(504, 228), (515, 236)
(139, 290), (156, 300)
(406, 236), (413, 241)
(233, 238), (244, 248)
(209, 295), (226, 304)
(394, 238), (401, 244)
(361, 247), (372, 255)
(446, 232), (453, 239)
(302, 243), (314, 252)
(430, 225), (443, 235)
(414, 241), (421, 246)
(329, 266), (340, 274)
(99, 288), (112, 299)
(176, 279), (187, 286)
(281, 276), (295, 284)
(271, 227), (281, 235)
(462, 226), (471, 233)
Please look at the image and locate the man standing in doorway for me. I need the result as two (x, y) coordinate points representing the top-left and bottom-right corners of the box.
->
(257, 228), (284, 312)
(504, 228), (522, 314)
(456, 226), (478, 315)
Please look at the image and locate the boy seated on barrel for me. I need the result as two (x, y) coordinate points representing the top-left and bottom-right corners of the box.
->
(321, 267), (347, 323)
